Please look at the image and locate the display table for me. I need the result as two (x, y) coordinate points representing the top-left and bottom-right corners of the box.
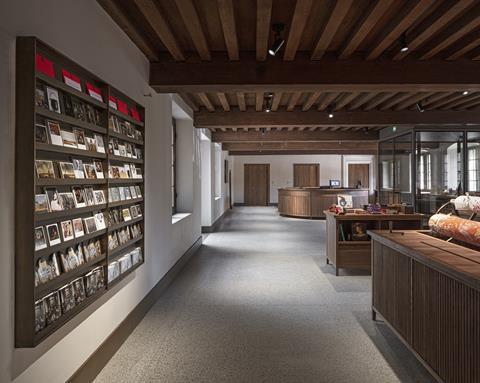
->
(369, 230), (480, 383)
(278, 187), (369, 219)
(324, 211), (422, 276)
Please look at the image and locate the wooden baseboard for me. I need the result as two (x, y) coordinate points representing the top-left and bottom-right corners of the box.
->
(68, 236), (202, 383)
(201, 209), (229, 233)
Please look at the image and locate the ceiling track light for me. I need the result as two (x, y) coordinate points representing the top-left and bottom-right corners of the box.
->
(263, 92), (273, 112)
(268, 23), (285, 56)
(463, 90), (469, 95)
(327, 105), (334, 118)
(399, 32), (409, 52)
(416, 102), (425, 112)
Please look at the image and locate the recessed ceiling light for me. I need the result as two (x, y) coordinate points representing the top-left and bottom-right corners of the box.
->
(463, 90), (469, 95)
(328, 113), (334, 118)
(399, 32), (409, 52)
(392, 126), (397, 132)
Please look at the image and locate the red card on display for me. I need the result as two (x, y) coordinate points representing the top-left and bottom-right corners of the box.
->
(62, 69), (82, 92)
(117, 99), (128, 115)
(86, 83), (103, 102)
(130, 108), (141, 122)
(35, 53), (55, 78)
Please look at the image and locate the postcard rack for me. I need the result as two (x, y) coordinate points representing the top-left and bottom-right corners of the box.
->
(15, 37), (145, 347)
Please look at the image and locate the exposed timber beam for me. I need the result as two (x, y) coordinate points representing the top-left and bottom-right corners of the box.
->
(256, 0), (273, 61)
(195, 109), (480, 128)
(229, 149), (377, 155)
(222, 141), (377, 152)
(211, 129), (379, 142)
(150, 58), (480, 93)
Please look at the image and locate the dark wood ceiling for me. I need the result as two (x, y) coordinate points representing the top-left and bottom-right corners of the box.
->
(98, 0), (480, 154)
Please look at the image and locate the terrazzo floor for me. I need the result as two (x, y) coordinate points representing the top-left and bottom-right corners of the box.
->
(94, 207), (435, 383)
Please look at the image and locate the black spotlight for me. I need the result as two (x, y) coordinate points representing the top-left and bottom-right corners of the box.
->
(264, 93), (273, 112)
(268, 23), (285, 56)
(399, 32), (409, 52)
(327, 105), (334, 118)
(416, 102), (425, 112)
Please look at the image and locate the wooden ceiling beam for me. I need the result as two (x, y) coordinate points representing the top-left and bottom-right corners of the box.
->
(458, 97), (480, 110)
(271, 92), (282, 111)
(287, 92), (302, 111)
(317, 93), (339, 111)
(133, 0), (185, 61)
(195, 109), (480, 128)
(229, 149), (377, 155)
(236, 93), (246, 111)
(420, 5), (480, 59)
(217, 0), (239, 60)
(439, 93), (480, 110)
(217, 92), (230, 111)
(421, 92), (453, 107)
(283, 0), (314, 61)
(222, 141), (377, 152)
(98, 0), (159, 61)
(394, 0), (475, 60)
(446, 31), (480, 60)
(425, 92), (464, 109)
(378, 92), (413, 110)
(256, 0), (273, 61)
(179, 93), (199, 112)
(366, 0), (434, 60)
(393, 92), (435, 110)
(311, 0), (353, 60)
(334, 92), (360, 111)
(363, 93), (397, 111)
(302, 92), (322, 111)
(347, 92), (377, 110)
(174, 0), (211, 60)
(197, 93), (215, 111)
(339, 0), (394, 59)
(150, 58), (480, 93)
(212, 129), (379, 142)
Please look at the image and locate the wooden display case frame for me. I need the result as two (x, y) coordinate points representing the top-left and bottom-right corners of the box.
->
(15, 37), (145, 347)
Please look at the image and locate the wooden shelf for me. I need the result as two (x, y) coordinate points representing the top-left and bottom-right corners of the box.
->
(108, 197), (143, 208)
(36, 72), (108, 110)
(109, 131), (144, 146)
(108, 178), (143, 185)
(109, 154), (144, 164)
(35, 229), (107, 260)
(36, 178), (107, 187)
(34, 254), (106, 300)
(108, 217), (143, 232)
(338, 241), (371, 246)
(110, 108), (144, 127)
(36, 143), (106, 159)
(108, 235), (143, 259)
(34, 287), (106, 344)
(36, 107), (106, 135)
(35, 204), (107, 224)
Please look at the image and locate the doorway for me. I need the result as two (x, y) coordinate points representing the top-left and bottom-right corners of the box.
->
(293, 163), (320, 187)
(244, 164), (270, 206)
(348, 163), (370, 188)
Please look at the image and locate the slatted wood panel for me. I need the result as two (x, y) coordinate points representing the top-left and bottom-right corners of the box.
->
(244, 164), (269, 206)
(293, 163), (319, 187)
(412, 261), (480, 383)
(348, 163), (369, 188)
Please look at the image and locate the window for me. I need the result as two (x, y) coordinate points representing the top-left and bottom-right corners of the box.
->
(171, 119), (177, 214)
(469, 147), (480, 191)
(443, 154), (448, 190)
(214, 143), (221, 199)
(418, 153), (431, 191)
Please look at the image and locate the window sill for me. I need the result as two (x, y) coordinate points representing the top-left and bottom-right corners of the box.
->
(171, 213), (191, 224)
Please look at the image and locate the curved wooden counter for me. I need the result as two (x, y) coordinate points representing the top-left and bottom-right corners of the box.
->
(278, 187), (369, 218)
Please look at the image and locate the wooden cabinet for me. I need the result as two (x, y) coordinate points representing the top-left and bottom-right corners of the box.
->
(325, 212), (422, 276)
(371, 231), (480, 383)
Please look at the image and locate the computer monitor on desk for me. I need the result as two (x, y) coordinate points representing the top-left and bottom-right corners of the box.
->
(329, 180), (340, 188)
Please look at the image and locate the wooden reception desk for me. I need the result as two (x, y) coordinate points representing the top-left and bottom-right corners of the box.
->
(369, 230), (480, 383)
(278, 187), (369, 219)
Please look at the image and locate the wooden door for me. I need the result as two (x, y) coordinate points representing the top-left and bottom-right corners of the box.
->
(293, 164), (319, 187)
(244, 164), (269, 206)
(348, 164), (370, 188)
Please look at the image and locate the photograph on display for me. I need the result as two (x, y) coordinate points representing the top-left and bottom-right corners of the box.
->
(45, 87), (61, 114)
(45, 188), (63, 211)
(72, 158), (85, 178)
(60, 130), (78, 148)
(59, 162), (76, 179)
(72, 99), (86, 121)
(46, 223), (61, 246)
(72, 277), (86, 304)
(46, 121), (63, 146)
(93, 160), (104, 179)
(35, 160), (55, 179)
(34, 226), (48, 251)
(72, 187), (87, 208)
(60, 247), (80, 272)
(108, 261), (120, 282)
(85, 136), (96, 152)
(130, 186), (137, 199)
(60, 220), (74, 242)
(75, 244), (85, 265)
(44, 292), (61, 325)
(36, 257), (53, 284)
(94, 134), (105, 153)
(84, 187), (95, 206)
(35, 194), (50, 214)
(35, 123), (49, 144)
(93, 190), (106, 205)
(122, 208), (132, 221)
(84, 271), (97, 297)
(124, 186), (132, 200)
(59, 192), (76, 210)
(49, 253), (61, 278)
(59, 283), (76, 313)
(83, 163), (97, 179)
(94, 212), (106, 230)
(35, 84), (47, 108)
(73, 128), (86, 150)
(135, 185), (142, 197)
(72, 218), (84, 238)
(83, 217), (97, 234)
(34, 300), (46, 333)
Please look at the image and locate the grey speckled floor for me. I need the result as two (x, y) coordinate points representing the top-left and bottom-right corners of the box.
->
(95, 207), (435, 383)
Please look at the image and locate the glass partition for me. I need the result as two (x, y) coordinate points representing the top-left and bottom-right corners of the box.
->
(467, 131), (480, 195)
(394, 133), (412, 205)
(415, 131), (464, 215)
(378, 139), (394, 204)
